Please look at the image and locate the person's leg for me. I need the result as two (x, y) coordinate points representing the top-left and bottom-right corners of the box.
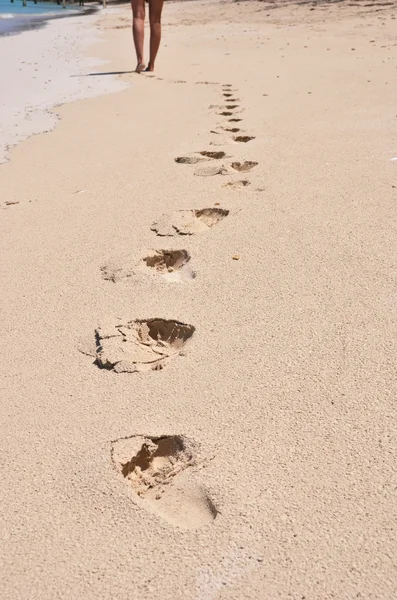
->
(131, 0), (146, 72)
(147, 0), (164, 72)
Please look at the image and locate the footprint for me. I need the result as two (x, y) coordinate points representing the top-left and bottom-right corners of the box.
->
(228, 118), (242, 123)
(194, 165), (227, 177)
(223, 93), (233, 98)
(92, 318), (195, 373)
(222, 180), (251, 189)
(142, 249), (195, 282)
(218, 111), (233, 116)
(225, 104), (239, 110)
(151, 208), (229, 236)
(231, 161), (258, 172)
(233, 135), (255, 143)
(175, 156), (206, 165)
(111, 435), (217, 529)
(101, 260), (131, 283)
(223, 127), (240, 133)
(199, 151), (226, 159)
(101, 249), (195, 283)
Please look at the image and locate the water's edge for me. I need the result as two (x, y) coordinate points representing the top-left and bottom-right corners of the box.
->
(0, 8), (129, 165)
(0, 5), (98, 37)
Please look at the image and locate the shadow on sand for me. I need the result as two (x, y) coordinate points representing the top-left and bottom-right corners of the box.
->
(77, 71), (135, 76)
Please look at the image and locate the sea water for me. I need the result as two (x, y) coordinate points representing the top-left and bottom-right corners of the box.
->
(0, 0), (87, 36)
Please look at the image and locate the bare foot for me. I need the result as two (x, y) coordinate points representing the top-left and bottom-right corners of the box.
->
(135, 63), (146, 74)
(145, 64), (155, 73)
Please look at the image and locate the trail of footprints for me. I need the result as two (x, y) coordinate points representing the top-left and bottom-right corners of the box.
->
(174, 85), (257, 187)
(80, 80), (258, 529)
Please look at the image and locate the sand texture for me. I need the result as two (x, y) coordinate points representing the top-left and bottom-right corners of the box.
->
(1, 0), (397, 598)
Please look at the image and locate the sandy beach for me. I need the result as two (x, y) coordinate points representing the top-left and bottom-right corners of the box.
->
(1, 1), (397, 598)
(0, 9), (126, 164)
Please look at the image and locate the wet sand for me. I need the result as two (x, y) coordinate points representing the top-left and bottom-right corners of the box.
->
(0, 8), (125, 164)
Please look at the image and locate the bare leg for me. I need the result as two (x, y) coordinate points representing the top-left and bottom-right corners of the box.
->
(147, 0), (164, 72)
(131, 0), (146, 72)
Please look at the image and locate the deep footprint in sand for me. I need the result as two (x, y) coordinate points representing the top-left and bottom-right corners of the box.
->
(101, 249), (195, 283)
(143, 249), (195, 282)
(222, 180), (251, 189)
(87, 318), (195, 373)
(151, 208), (229, 236)
(231, 161), (258, 172)
(194, 164), (228, 176)
(218, 111), (233, 117)
(229, 118), (242, 123)
(111, 435), (217, 529)
(233, 135), (255, 143)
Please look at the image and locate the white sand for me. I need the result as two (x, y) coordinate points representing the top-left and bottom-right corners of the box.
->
(0, 1), (397, 598)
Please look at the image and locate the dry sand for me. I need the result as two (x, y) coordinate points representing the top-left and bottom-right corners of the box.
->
(1, 0), (397, 598)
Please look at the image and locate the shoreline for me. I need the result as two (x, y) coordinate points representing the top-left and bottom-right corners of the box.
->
(0, 6), (98, 37)
(0, 8), (127, 164)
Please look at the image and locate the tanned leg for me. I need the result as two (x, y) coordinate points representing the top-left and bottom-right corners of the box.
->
(131, 0), (146, 72)
(147, 0), (164, 72)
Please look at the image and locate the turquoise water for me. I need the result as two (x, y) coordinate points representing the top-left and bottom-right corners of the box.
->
(0, 0), (89, 36)
(0, 0), (77, 16)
